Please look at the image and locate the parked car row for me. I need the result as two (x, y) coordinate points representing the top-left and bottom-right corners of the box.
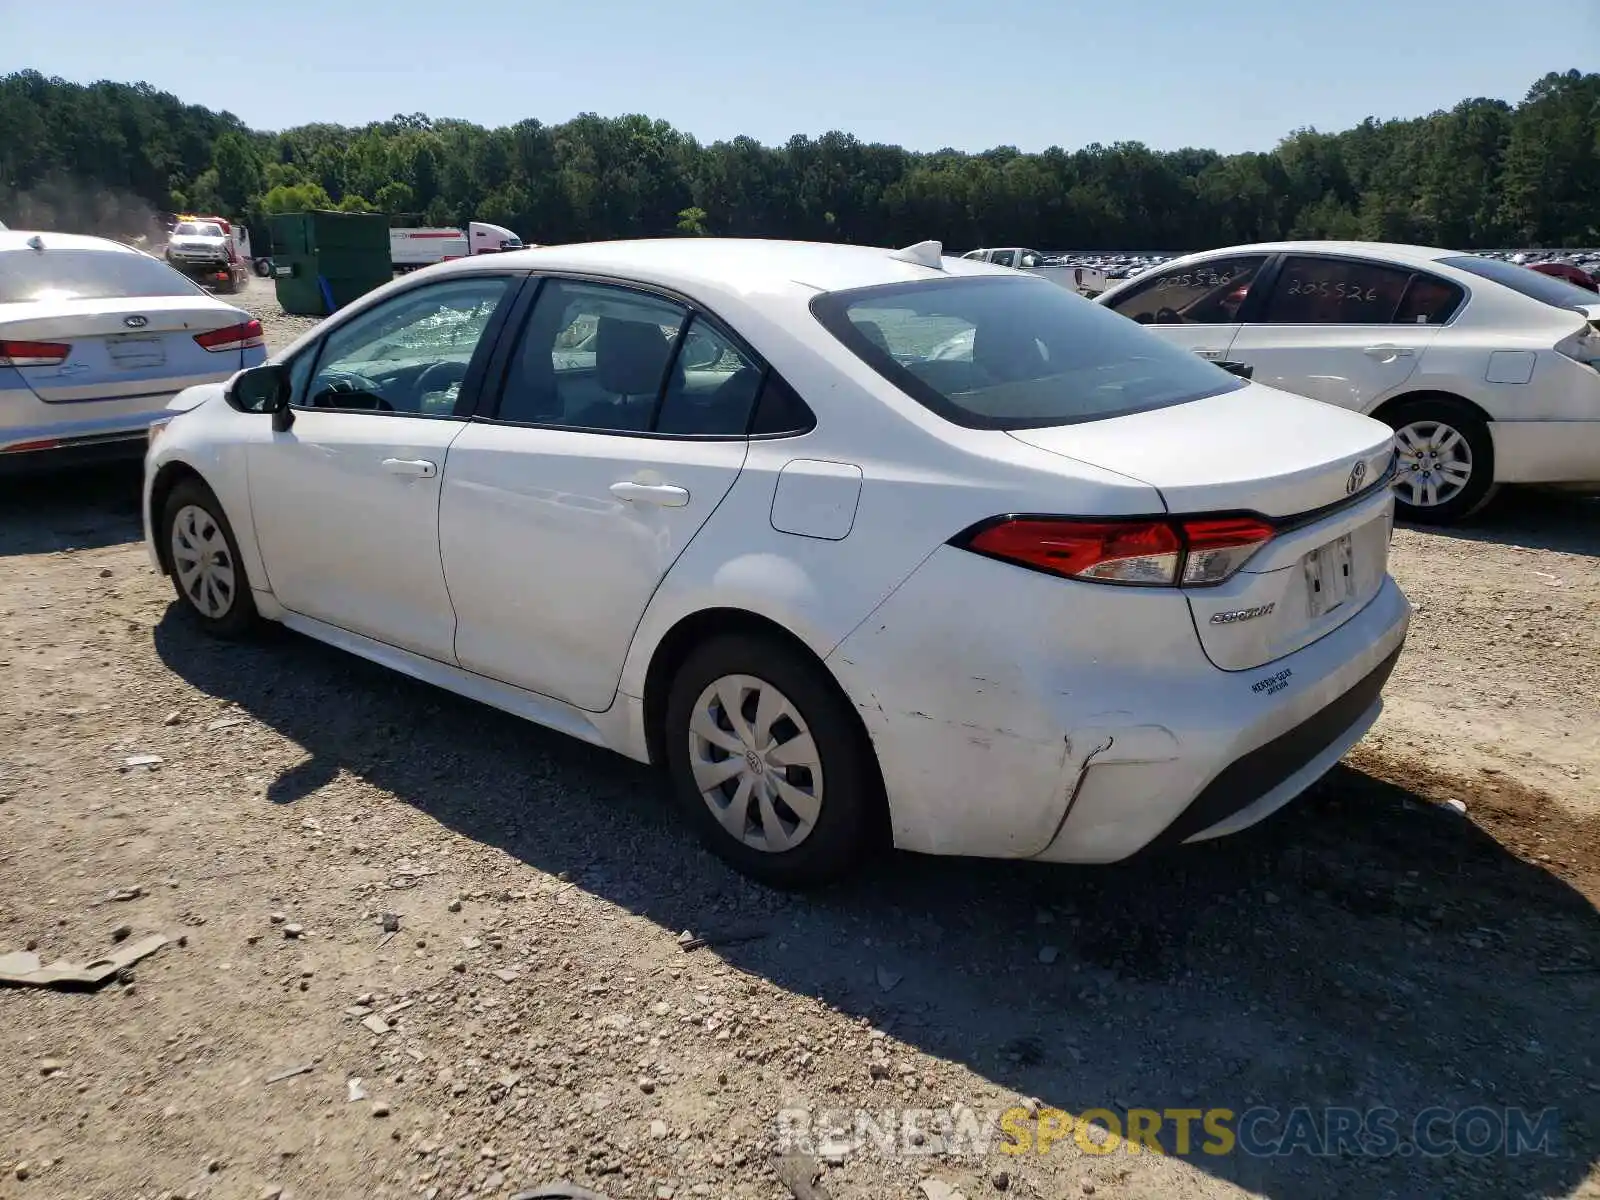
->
(5, 229), (1596, 890)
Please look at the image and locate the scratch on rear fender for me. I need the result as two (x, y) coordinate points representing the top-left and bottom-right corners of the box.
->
(1026, 735), (1116, 859)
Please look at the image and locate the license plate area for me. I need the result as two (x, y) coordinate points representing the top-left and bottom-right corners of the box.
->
(1303, 533), (1355, 619)
(108, 336), (166, 369)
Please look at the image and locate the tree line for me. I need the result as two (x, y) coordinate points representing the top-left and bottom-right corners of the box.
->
(1, 68), (1596, 253)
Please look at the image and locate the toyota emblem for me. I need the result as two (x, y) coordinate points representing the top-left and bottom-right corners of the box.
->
(123, 314), (149, 328)
(1345, 459), (1368, 495)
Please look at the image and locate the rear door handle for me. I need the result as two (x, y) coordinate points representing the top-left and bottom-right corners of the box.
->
(381, 457), (437, 478)
(610, 481), (690, 507)
(1363, 345), (1416, 360)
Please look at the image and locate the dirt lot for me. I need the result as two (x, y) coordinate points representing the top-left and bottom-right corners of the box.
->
(1, 277), (1597, 1200)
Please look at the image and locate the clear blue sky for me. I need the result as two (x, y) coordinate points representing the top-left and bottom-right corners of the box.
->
(2, 0), (1594, 153)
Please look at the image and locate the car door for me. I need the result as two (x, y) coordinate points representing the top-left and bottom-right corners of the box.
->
(439, 277), (762, 712)
(247, 274), (519, 661)
(1226, 254), (1459, 412)
(1101, 253), (1270, 362)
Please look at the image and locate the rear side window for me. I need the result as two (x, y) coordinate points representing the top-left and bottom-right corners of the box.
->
(1393, 273), (1466, 325)
(1260, 257), (1416, 324)
(813, 275), (1244, 431)
(1108, 256), (1267, 325)
(0, 248), (202, 303)
(1439, 254), (1599, 311)
(494, 278), (801, 438)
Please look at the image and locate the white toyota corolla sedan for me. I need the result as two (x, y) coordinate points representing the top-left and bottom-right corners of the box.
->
(1096, 241), (1600, 524)
(143, 239), (1410, 886)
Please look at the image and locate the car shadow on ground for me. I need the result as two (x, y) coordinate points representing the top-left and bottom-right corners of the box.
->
(0, 461), (144, 556)
(151, 611), (1600, 1200)
(1401, 488), (1600, 557)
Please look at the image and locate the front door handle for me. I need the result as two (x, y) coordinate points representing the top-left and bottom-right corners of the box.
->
(381, 457), (437, 478)
(1363, 345), (1416, 360)
(610, 481), (690, 507)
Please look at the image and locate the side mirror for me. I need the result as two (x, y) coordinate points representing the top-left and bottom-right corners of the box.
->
(227, 363), (295, 430)
(1215, 360), (1255, 380)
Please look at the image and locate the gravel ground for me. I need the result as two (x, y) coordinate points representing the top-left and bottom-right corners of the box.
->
(0, 277), (1596, 1200)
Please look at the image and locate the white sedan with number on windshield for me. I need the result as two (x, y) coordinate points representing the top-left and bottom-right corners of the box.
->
(143, 238), (1409, 886)
(1097, 241), (1600, 524)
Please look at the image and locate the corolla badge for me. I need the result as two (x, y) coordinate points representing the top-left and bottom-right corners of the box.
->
(1210, 603), (1275, 625)
(123, 315), (149, 328)
(1345, 459), (1368, 495)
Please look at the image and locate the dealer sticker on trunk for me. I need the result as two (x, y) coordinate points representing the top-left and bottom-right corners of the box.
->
(1251, 667), (1293, 696)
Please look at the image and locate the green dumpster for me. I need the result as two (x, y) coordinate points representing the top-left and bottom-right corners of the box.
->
(267, 210), (392, 317)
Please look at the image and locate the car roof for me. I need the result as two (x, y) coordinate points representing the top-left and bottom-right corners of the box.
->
(0, 231), (141, 254)
(1175, 240), (1465, 268)
(436, 238), (1016, 298)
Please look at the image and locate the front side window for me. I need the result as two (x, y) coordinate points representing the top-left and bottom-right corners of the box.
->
(299, 276), (512, 415)
(1108, 256), (1267, 325)
(0, 248), (203, 303)
(1259, 256), (1419, 324)
(814, 275), (1244, 430)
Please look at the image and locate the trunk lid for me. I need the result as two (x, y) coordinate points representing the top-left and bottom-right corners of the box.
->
(1007, 382), (1395, 517)
(0, 296), (251, 405)
(1008, 383), (1398, 671)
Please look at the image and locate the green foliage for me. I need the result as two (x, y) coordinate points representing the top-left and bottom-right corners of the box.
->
(258, 182), (333, 215)
(2, 68), (1597, 250)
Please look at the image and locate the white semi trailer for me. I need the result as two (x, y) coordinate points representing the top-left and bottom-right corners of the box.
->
(390, 221), (525, 271)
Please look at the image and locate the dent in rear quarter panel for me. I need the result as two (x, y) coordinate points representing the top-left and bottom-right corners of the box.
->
(826, 545), (1214, 859)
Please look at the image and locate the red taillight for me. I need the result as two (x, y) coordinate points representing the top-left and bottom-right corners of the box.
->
(966, 518), (1182, 585)
(1178, 516), (1276, 585)
(194, 319), (264, 353)
(0, 339), (71, 367)
(959, 515), (1275, 587)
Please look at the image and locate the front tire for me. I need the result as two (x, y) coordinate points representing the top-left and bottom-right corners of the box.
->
(161, 478), (260, 639)
(1383, 397), (1498, 525)
(663, 634), (880, 888)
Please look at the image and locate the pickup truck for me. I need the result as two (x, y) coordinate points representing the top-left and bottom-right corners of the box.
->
(959, 247), (1108, 297)
(164, 215), (253, 293)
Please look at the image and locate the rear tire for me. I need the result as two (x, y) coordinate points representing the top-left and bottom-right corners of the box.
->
(663, 634), (880, 888)
(161, 478), (260, 639)
(1382, 397), (1498, 525)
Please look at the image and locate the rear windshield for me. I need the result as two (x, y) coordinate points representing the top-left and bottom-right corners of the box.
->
(811, 276), (1243, 429)
(0, 249), (203, 303)
(1440, 255), (1598, 311)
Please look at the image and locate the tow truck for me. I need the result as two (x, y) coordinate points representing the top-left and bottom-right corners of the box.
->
(165, 214), (253, 293)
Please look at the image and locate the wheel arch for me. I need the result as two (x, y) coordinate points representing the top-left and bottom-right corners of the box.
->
(1368, 389), (1494, 427)
(639, 606), (892, 846)
(148, 459), (208, 576)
